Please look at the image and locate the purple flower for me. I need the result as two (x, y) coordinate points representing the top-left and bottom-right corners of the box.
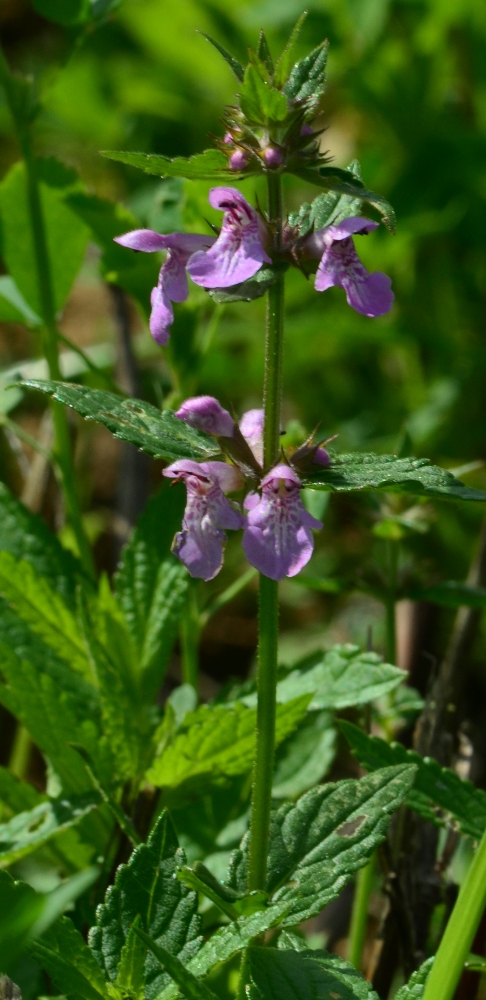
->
(186, 187), (271, 289)
(242, 464), (323, 581)
(114, 230), (215, 345)
(263, 146), (284, 168)
(175, 396), (235, 437)
(230, 150), (249, 171)
(306, 217), (394, 318)
(163, 460), (244, 581)
(239, 408), (264, 466)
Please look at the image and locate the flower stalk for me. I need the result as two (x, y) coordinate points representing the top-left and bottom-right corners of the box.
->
(248, 170), (285, 892)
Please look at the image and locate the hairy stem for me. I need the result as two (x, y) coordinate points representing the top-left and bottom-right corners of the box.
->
(348, 852), (376, 971)
(248, 171), (284, 893)
(0, 47), (94, 577)
(422, 826), (486, 1000)
(385, 539), (398, 664)
(180, 584), (200, 692)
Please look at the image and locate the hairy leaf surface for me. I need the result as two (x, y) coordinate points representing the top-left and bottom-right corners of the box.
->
(100, 149), (256, 180)
(283, 40), (328, 104)
(33, 915), (109, 1000)
(303, 452), (486, 501)
(341, 721), (486, 840)
(247, 947), (379, 1000)
(394, 959), (434, 1000)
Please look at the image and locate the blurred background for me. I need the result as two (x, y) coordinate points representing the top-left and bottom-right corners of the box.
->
(0, 0), (486, 751)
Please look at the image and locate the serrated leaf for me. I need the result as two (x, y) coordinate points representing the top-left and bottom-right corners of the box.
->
(240, 65), (288, 124)
(0, 793), (99, 867)
(228, 765), (416, 924)
(256, 31), (274, 74)
(247, 947), (379, 1000)
(0, 482), (84, 609)
(209, 265), (287, 304)
(0, 161), (90, 315)
(199, 34), (245, 82)
(100, 149), (255, 181)
(89, 810), (201, 999)
(147, 696), (310, 805)
(135, 926), (218, 1000)
(274, 13), (308, 89)
(20, 382), (220, 462)
(32, 915), (109, 1000)
(290, 166), (396, 232)
(115, 918), (146, 999)
(115, 483), (189, 701)
(412, 581), (486, 609)
(394, 958), (434, 1000)
(303, 452), (486, 501)
(340, 721), (486, 841)
(0, 552), (92, 681)
(290, 160), (364, 236)
(273, 710), (336, 799)
(283, 40), (328, 104)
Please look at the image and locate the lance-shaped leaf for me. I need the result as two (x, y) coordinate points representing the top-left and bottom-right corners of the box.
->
(100, 149), (258, 180)
(241, 644), (405, 711)
(272, 710), (336, 799)
(147, 697), (310, 805)
(88, 810), (202, 999)
(411, 581), (486, 609)
(303, 452), (486, 501)
(0, 552), (92, 681)
(199, 33), (245, 82)
(228, 764), (416, 924)
(340, 721), (486, 841)
(247, 946), (379, 1000)
(283, 40), (329, 105)
(209, 265), (288, 304)
(20, 382), (220, 463)
(135, 926), (219, 1000)
(289, 160), (365, 237)
(394, 959), (434, 1000)
(0, 767), (43, 819)
(239, 65), (288, 125)
(32, 915), (109, 1000)
(0, 793), (99, 868)
(115, 483), (189, 701)
(290, 166), (396, 232)
(274, 13), (308, 89)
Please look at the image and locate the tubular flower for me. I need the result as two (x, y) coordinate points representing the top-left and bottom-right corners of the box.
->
(305, 217), (394, 318)
(175, 396), (235, 438)
(242, 464), (323, 581)
(186, 187), (271, 288)
(162, 460), (244, 581)
(114, 230), (215, 345)
(239, 408), (264, 466)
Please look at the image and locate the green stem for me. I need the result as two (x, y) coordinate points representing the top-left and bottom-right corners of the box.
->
(422, 826), (486, 1000)
(248, 170), (285, 894)
(0, 47), (94, 578)
(385, 539), (398, 663)
(347, 852), (376, 970)
(180, 584), (200, 691)
(9, 724), (32, 780)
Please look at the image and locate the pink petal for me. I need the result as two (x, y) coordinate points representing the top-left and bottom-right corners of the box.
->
(239, 408), (264, 465)
(186, 186), (271, 289)
(315, 237), (394, 317)
(149, 286), (173, 345)
(175, 396), (235, 437)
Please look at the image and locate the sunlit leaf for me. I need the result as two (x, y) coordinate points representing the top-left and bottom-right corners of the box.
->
(100, 149), (257, 180)
(303, 452), (486, 501)
(0, 793), (99, 868)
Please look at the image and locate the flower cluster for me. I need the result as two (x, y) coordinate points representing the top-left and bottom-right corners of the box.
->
(163, 396), (327, 581)
(115, 187), (393, 345)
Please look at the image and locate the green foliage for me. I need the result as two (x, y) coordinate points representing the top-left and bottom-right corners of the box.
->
(341, 722), (486, 841)
(274, 645), (405, 709)
(33, 0), (90, 26)
(303, 453), (486, 501)
(0, 160), (90, 315)
(21, 382), (219, 462)
(247, 947), (378, 1000)
(0, 766), (43, 818)
(199, 34), (245, 82)
(147, 696), (310, 805)
(32, 915), (110, 1000)
(289, 167), (396, 232)
(412, 581), (486, 609)
(228, 765), (416, 924)
(134, 926), (219, 1000)
(239, 65), (288, 126)
(100, 150), (253, 180)
(88, 810), (202, 998)
(0, 793), (99, 867)
(272, 709), (336, 799)
(290, 161), (365, 236)
(283, 41), (328, 105)
(394, 959), (434, 1000)
(209, 265), (288, 304)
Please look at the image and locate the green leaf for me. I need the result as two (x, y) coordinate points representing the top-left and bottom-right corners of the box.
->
(134, 926), (219, 1000)
(100, 149), (255, 180)
(0, 481), (84, 609)
(20, 382), (220, 463)
(0, 275), (41, 325)
(273, 710), (336, 799)
(0, 766), (43, 819)
(33, 0), (90, 26)
(303, 452), (486, 501)
(88, 810), (202, 999)
(0, 552), (92, 680)
(32, 915), (109, 1000)
(412, 581), (486, 609)
(115, 918), (146, 1000)
(199, 34), (245, 82)
(290, 166), (396, 233)
(0, 793), (99, 867)
(209, 265), (288, 304)
(274, 13), (308, 89)
(283, 40), (328, 104)
(394, 958), (434, 1000)
(228, 765), (416, 924)
(146, 697), (310, 805)
(290, 160), (364, 236)
(256, 31), (274, 74)
(240, 65), (288, 125)
(465, 953), (486, 972)
(0, 160), (90, 315)
(340, 721), (486, 841)
(115, 483), (189, 701)
(247, 947), (379, 1000)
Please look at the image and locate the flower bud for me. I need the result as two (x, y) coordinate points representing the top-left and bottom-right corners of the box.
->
(300, 123), (314, 137)
(229, 149), (249, 171)
(223, 132), (233, 145)
(313, 446), (330, 467)
(263, 146), (283, 168)
(175, 396), (235, 437)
